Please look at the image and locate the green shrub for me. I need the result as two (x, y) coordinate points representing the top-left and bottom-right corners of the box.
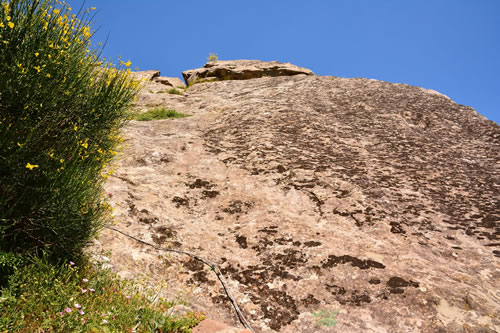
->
(0, 253), (204, 332)
(0, 0), (140, 258)
(134, 108), (189, 121)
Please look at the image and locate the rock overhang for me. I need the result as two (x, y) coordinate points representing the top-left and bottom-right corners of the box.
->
(182, 59), (314, 86)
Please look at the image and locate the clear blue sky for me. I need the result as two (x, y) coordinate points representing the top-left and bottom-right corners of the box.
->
(67, 0), (500, 124)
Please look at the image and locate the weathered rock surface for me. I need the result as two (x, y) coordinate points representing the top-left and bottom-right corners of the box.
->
(92, 65), (500, 333)
(182, 60), (314, 85)
(154, 76), (186, 88)
(129, 69), (160, 81)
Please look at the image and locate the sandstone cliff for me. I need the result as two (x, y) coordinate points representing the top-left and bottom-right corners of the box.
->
(93, 60), (500, 333)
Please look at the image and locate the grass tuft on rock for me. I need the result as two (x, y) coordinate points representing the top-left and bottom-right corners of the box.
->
(167, 88), (183, 95)
(134, 108), (190, 121)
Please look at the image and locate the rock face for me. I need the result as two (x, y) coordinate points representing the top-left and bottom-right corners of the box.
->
(182, 60), (314, 85)
(93, 64), (500, 333)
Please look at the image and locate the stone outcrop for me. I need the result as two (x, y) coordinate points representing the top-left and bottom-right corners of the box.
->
(153, 76), (186, 88)
(92, 64), (500, 333)
(129, 69), (160, 81)
(182, 60), (314, 85)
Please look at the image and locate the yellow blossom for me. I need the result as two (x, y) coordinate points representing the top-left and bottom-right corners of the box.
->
(26, 163), (39, 170)
(74, 125), (78, 131)
(0, 22), (4, 28)
(60, 159), (64, 163)
(34, 65), (41, 73)
(46, 73), (51, 78)
(17, 142), (23, 148)
(35, 52), (39, 57)
(7, 22), (14, 29)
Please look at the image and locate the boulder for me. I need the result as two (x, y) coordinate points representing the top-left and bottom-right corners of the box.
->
(182, 59), (314, 85)
(96, 67), (500, 332)
(153, 76), (186, 88)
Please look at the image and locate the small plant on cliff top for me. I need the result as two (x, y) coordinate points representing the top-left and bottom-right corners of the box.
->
(207, 52), (218, 63)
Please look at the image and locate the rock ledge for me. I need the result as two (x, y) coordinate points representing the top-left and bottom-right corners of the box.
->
(182, 59), (314, 85)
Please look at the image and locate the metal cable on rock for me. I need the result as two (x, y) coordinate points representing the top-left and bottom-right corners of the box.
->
(103, 225), (256, 333)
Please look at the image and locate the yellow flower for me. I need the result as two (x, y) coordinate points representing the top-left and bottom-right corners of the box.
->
(26, 163), (39, 170)
(6, 16), (11, 21)
(7, 22), (14, 29)
(0, 22), (4, 28)
(53, 9), (60, 15)
(81, 142), (88, 149)
(17, 142), (23, 148)
(35, 52), (39, 57)
(46, 73), (51, 78)
(60, 159), (64, 163)
(125, 60), (131, 67)
(34, 65), (41, 73)
(74, 125), (78, 131)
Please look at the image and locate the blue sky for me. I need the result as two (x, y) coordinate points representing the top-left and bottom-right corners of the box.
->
(67, 0), (500, 124)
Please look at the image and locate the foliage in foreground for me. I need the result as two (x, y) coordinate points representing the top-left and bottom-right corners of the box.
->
(0, 254), (204, 332)
(134, 108), (190, 121)
(0, 0), (140, 258)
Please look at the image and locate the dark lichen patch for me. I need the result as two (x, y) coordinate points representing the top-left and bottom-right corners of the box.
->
(274, 237), (294, 245)
(172, 196), (189, 208)
(258, 227), (278, 234)
(326, 284), (346, 296)
(327, 284), (371, 306)
(346, 290), (371, 306)
(152, 226), (177, 245)
(276, 165), (287, 173)
(369, 278), (381, 284)
(201, 190), (219, 198)
(386, 276), (419, 294)
(260, 289), (299, 331)
(304, 241), (322, 247)
(184, 258), (204, 272)
(139, 216), (159, 224)
(269, 249), (308, 269)
(186, 178), (215, 189)
(322, 255), (385, 270)
(390, 221), (406, 234)
(222, 200), (254, 215)
(188, 270), (215, 286)
(235, 235), (248, 249)
(220, 263), (300, 330)
(301, 294), (320, 307)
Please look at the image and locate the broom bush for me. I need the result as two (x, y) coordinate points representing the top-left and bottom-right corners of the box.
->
(0, 0), (140, 259)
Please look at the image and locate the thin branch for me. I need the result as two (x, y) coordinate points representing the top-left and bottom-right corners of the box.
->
(104, 225), (256, 333)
